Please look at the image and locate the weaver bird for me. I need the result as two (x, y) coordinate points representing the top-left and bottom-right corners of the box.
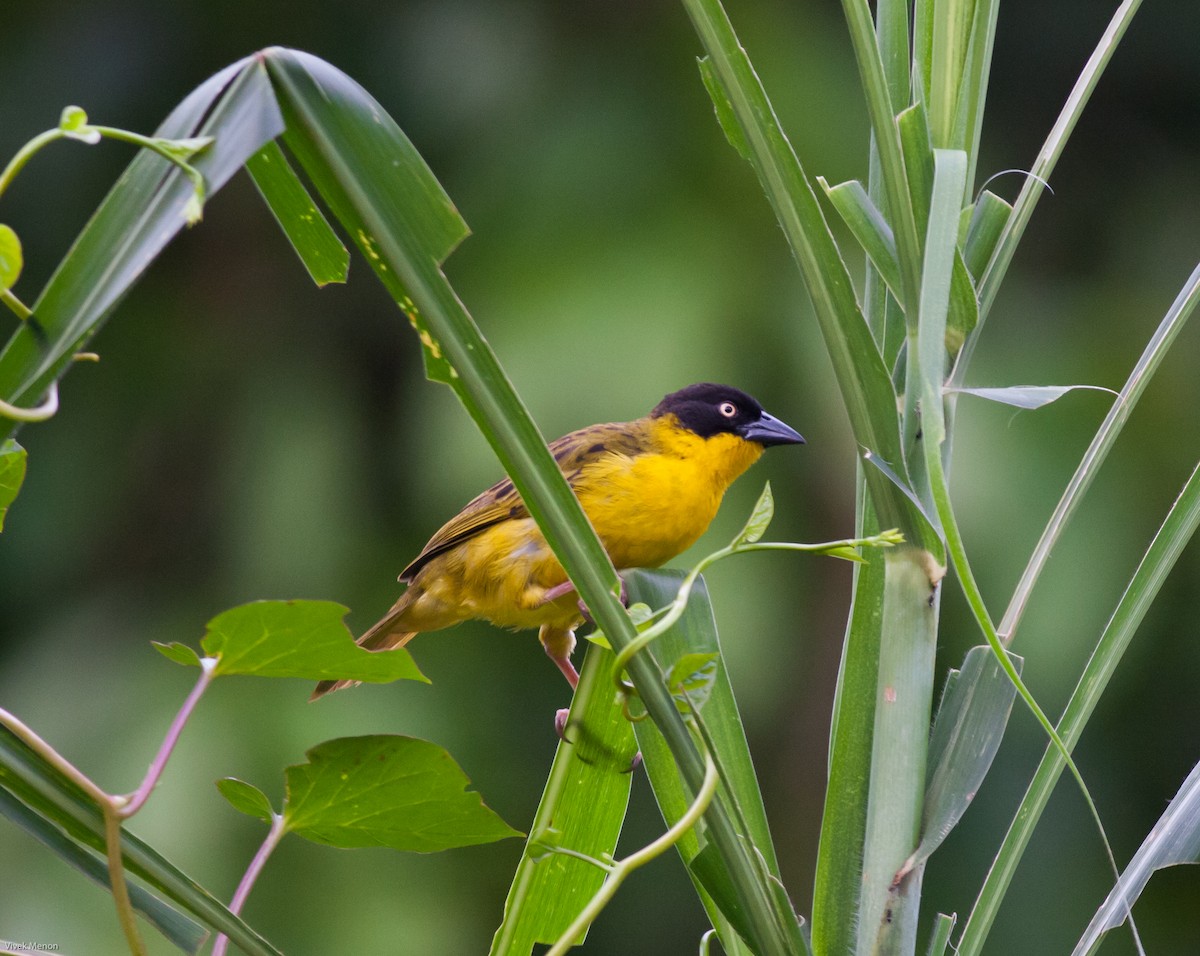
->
(313, 383), (804, 699)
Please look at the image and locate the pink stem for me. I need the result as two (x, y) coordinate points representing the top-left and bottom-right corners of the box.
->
(212, 813), (288, 956)
(118, 658), (216, 818)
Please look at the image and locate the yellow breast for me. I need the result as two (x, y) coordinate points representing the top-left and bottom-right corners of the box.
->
(577, 415), (764, 569)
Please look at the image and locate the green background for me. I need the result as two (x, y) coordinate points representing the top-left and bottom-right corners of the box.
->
(2, 1), (1200, 953)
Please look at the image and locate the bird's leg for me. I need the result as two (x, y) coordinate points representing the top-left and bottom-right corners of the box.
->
(538, 576), (629, 627)
(539, 624), (580, 740)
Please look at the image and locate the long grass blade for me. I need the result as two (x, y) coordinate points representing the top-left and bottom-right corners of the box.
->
(264, 47), (796, 956)
(956, 458), (1200, 956)
(997, 261), (1200, 644)
(490, 643), (637, 954)
(0, 725), (281, 955)
(1072, 759), (1200, 954)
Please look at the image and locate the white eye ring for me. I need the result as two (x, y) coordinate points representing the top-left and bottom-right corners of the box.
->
(718, 401), (737, 418)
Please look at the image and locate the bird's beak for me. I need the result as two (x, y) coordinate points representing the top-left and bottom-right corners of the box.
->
(740, 411), (806, 447)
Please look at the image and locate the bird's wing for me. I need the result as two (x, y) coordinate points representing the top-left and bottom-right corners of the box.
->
(398, 419), (648, 580)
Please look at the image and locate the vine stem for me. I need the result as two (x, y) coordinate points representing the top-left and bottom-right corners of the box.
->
(117, 658), (216, 817)
(212, 812), (288, 956)
(0, 657), (218, 952)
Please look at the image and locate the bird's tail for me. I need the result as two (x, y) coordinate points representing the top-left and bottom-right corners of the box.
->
(310, 612), (418, 701)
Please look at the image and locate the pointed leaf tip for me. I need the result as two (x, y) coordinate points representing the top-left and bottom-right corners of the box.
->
(218, 778), (276, 822)
(733, 482), (775, 547)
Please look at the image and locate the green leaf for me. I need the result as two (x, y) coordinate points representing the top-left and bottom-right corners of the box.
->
(152, 641), (203, 667)
(196, 599), (426, 683)
(245, 140), (349, 287)
(946, 384), (1116, 410)
(698, 56), (752, 161)
(0, 224), (22, 291)
(733, 481), (774, 547)
(668, 652), (719, 717)
(627, 569), (799, 955)
(915, 149), (969, 447)
(913, 646), (1021, 868)
(0, 724), (282, 955)
(0, 785), (205, 953)
(945, 251), (979, 356)
(819, 178), (903, 306)
(813, 539), (883, 956)
(283, 735), (521, 852)
(0, 56), (285, 444)
(59, 105), (100, 144)
(0, 439), (27, 531)
(264, 48), (469, 384)
(927, 0), (973, 148)
(961, 190), (1011, 280)
(898, 103), (935, 244)
(490, 641), (638, 953)
(1073, 759), (1200, 953)
(926, 913), (957, 956)
(217, 778), (276, 822)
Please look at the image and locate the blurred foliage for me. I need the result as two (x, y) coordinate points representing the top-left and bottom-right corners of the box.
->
(2, 1), (1200, 953)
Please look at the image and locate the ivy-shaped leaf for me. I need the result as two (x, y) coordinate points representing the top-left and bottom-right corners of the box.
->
(156, 599), (427, 684)
(283, 735), (522, 852)
(0, 440), (28, 532)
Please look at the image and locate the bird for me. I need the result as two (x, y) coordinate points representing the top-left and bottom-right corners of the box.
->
(312, 383), (804, 700)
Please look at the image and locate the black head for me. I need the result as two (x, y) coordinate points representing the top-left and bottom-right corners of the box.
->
(651, 383), (805, 447)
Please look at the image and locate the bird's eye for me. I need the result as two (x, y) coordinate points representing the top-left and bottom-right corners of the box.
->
(718, 401), (737, 418)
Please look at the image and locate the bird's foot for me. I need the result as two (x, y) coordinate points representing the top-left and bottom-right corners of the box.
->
(554, 707), (572, 741)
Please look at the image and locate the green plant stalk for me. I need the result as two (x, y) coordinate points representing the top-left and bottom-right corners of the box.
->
(1, 289), (32, 321)
(812, 517), (884, 956)
(856, 147), (962, 955)
(0, 128), (64, 198)
(997, 261), (1200, 644)
(956, 459), (1200, 955)
(103, 804), (147, 955)
(0, 381), (58, 422)
(816, 0), (906, 937)
(952, 0), (1144, 383)
(613, 531), (898, 673)
(855, 551), (938, 956)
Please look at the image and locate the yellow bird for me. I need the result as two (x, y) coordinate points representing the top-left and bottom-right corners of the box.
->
(313, 383), (804, 699)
